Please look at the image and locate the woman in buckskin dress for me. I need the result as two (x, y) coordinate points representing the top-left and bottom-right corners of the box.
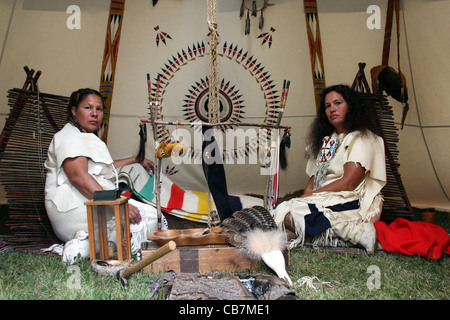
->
(272, 85), (386, 253)
(44, 88), (165, 260)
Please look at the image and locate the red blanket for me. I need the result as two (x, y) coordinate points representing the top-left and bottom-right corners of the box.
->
(375, 218), (450, 259)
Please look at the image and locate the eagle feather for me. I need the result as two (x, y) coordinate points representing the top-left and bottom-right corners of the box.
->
(221, 206), (292, 285)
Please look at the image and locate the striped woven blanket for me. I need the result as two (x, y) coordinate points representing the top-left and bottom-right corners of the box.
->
(118, 164), (263, 224)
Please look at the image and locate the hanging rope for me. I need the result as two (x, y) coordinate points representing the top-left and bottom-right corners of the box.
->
(206, 0), (220, 124)
(205, 0), (222, 227)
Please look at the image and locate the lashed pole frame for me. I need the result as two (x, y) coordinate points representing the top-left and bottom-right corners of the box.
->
(303, 0), (326, 112)
(99, 0), (126, 143)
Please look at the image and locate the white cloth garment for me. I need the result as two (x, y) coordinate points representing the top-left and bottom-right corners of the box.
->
(44, 123), (117, 242)
(273, 130), (386, 252)
(44, 123), (165, 262)
(305, 130), (386, 217)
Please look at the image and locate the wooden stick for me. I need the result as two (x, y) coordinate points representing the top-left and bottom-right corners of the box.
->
(276, 79), (290, 126)
(118, 241), (176, 287)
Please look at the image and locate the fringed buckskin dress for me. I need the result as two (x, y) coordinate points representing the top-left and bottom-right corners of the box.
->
(272, 130), (386, 253)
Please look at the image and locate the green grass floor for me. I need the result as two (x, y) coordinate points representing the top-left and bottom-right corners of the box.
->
(0, 205), (448, 300)
(0, 243), (448, 300)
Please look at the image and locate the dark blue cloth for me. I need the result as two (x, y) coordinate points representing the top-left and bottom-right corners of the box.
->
(201, 125), (233, 220)
(229, 195), (243, 213)
(305, 200), (360, 236)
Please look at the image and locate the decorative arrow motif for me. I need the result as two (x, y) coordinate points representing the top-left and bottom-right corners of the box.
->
(154, 25), (172, 47)
(149, 40), (282, 163)
(304, 0), (326, 112)
(99, 0), (126, 143)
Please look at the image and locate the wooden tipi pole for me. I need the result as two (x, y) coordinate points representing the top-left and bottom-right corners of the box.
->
(303, 0), (326, 112)
(99, 0), (126, 143)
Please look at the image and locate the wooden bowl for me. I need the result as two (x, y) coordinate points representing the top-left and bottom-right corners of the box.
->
(148, 227), (228, 246)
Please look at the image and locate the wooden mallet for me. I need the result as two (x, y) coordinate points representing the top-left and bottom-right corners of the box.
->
(117, 240), (176, 288)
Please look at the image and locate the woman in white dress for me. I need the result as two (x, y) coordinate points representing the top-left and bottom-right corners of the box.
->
(272, 85), (386, 253)
(44, 88), (164, 259)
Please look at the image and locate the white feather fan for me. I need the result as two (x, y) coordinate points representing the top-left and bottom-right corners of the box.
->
(221, 206), (292, 285)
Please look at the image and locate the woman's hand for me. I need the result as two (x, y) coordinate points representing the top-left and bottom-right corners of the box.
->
(113, 156), (154, 173)
(140, 158), (155, 173)
(128, 203), (142, 224)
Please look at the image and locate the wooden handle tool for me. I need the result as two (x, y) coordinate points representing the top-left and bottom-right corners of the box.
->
(117, 240), (176, 288)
